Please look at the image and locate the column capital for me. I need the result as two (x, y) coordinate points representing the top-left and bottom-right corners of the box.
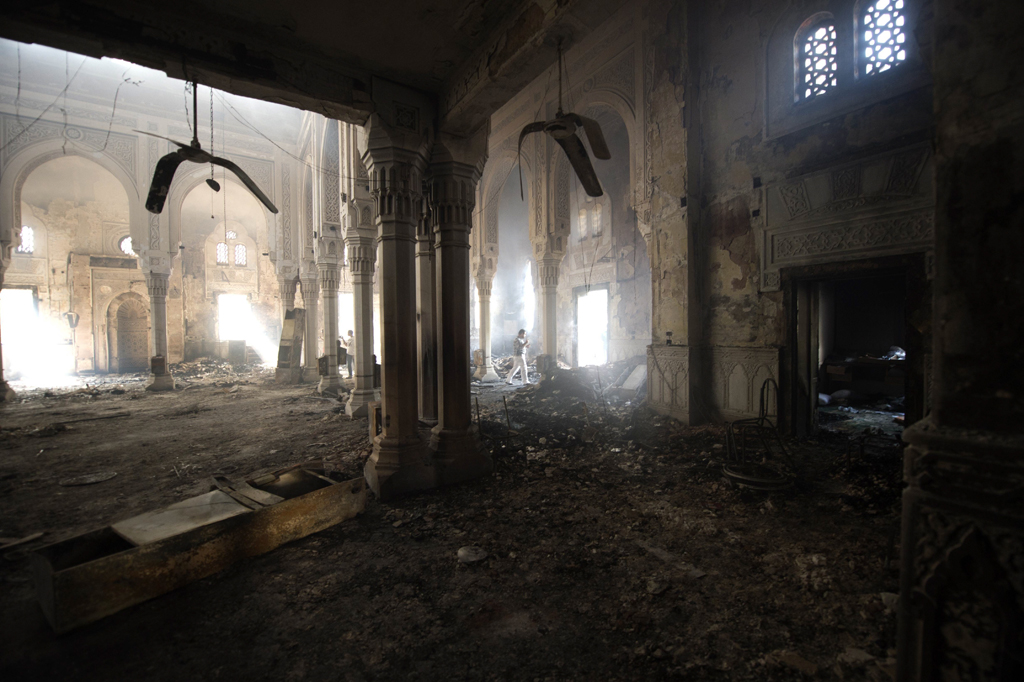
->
(146, 271), (169, 298)
(538, 256), (561, 289)
(318, 262), (341, 294)
(475, 277), (493, 298)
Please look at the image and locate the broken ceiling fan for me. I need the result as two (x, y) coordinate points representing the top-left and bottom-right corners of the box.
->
(136, 82), (278, 215)
(518, 40), (611, 198)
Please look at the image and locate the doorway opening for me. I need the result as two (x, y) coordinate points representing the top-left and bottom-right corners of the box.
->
(1, 287), (75, 386)
(791, 272), (910, 438)
(575, 286), (609, 367)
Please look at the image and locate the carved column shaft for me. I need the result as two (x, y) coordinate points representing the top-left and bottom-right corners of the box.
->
(317, 262), (342, 393)
(345, 235), (377, 417)
(299, 275), (319, 382)
(538, 257), (561, 358)
(145, 271), (174, 391)
(416, 207), (438, 423)
(429, 163), (482, 472)
(473, 276), (500, 381)
(362, 131), (433, 499)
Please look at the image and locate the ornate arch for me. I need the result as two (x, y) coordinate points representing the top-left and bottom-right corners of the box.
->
(0, 141), (144, 260)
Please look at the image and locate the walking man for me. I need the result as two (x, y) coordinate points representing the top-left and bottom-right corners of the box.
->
(506, 329), (530, 385)
(341, 329), (355, 379)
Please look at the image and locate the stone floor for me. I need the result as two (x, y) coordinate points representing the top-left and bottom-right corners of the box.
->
(1, 365), (901, 681)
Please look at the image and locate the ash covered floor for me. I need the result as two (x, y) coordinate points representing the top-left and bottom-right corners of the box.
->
(1, 366), (901, 681)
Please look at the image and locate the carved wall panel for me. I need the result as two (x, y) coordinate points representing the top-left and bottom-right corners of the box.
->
(647, 344), (690, 422)
(708, 346), (780, 421)
(899, 428), (1024, 681)
(759, 143), (935, 291)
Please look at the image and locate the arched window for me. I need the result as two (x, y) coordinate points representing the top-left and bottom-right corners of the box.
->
(234, 244), (247, 266)
(592, 204), (603, 235)
(861, 0), (907, 76)
(225, 230), (237, 240)
(800, 21), (838, 100)
(15, 226), (34, 254)
(578, 209), (589, 239)
(216, 242), (229, 264)
(119, 236), (136, 256)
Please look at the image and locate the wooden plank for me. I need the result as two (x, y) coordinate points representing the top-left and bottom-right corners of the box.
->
(111, 490), (251, 545)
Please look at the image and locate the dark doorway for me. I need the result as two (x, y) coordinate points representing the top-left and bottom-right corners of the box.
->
(786, 258), (929, 437)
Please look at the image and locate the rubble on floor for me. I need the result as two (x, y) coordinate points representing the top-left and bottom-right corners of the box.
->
(0, 376), (901, 681)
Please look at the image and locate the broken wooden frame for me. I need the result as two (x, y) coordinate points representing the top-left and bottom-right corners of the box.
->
(31, 464), (366, 633)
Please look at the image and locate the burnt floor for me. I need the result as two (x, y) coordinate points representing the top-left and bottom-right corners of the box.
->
(1, 365), (901, 681)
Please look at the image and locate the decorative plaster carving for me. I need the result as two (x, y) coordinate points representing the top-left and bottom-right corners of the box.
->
(831, 166), (862, 201)
(647, 345), (689, 418)
(322, 124), (340, 223)
(1, 115), (137, 180)
(779, 181), (811, 218)
(887, 147), (929, 195)
(0, 94), (136, 128)
(281, 165), (293, 259)
(773, 212), (933, 261)
(708, 347), (779, 421)
(582, 51), (635, 102)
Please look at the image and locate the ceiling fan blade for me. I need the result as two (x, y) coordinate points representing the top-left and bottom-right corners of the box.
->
(555, 134), (603, 197)
(517, 121), (547, 200)
(145, 150), (187, 214)
(211, 156), (279, 214)
(565, 114), (610, 160)
(132, 129), (190, 149)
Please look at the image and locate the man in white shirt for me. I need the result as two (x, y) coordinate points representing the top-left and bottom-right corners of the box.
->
(506, 329), (530, 385)
(341, 330), (355, 378)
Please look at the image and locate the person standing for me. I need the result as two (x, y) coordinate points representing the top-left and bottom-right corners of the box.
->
(341, 329), (355, 379)
(506, 329), (530, 385)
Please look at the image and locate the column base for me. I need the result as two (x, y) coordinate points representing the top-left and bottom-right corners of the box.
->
(473, 364), (501, 382)
(345, 388), (378, 418)
(301, 367), (320, 383)
(0, 381), (17, 402)
(364, 435), (434, 500)
(318, 374), (343, 396)
(145, 374), (175, 391)
(430, 426), (492, 486)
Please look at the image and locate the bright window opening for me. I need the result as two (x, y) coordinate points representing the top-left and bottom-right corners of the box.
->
(225, 230), (237, 240)
(234, 244), (247, 266)
(863, 0), (907, 75)
(803, 24), (838, 99)
(578, 209), (589, 239)
(216, 242), (229, 264)
(576, 288), (609, 366)
(592, 204), (603, 235)
(119, 236), (136, 256)
(16, 226), (34, 254)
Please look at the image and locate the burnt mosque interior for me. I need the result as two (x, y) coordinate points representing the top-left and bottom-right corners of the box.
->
(0, 1), (1021, 680)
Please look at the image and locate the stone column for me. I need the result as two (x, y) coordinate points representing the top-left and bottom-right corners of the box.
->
(361, 114), (433, 499)
(345, 234), (377, 417)
(429, 144), (492, 485)
(897, 0), (1024, 677)
(472, 276), (500, 381)
(299, 274), (319, 382)
(538, 256), (561, 358)
(278, 276), (297, 324)
(317, 262), (342, 394)
(416, 205), (438, 423)
(0, 262), (16, 401)
(145, 271), (174, 391)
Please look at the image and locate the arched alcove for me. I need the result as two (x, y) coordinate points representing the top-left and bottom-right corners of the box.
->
(107, 292), (150, 373)
(491, 162), (536, 358)
(558, 103), (652, 365)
